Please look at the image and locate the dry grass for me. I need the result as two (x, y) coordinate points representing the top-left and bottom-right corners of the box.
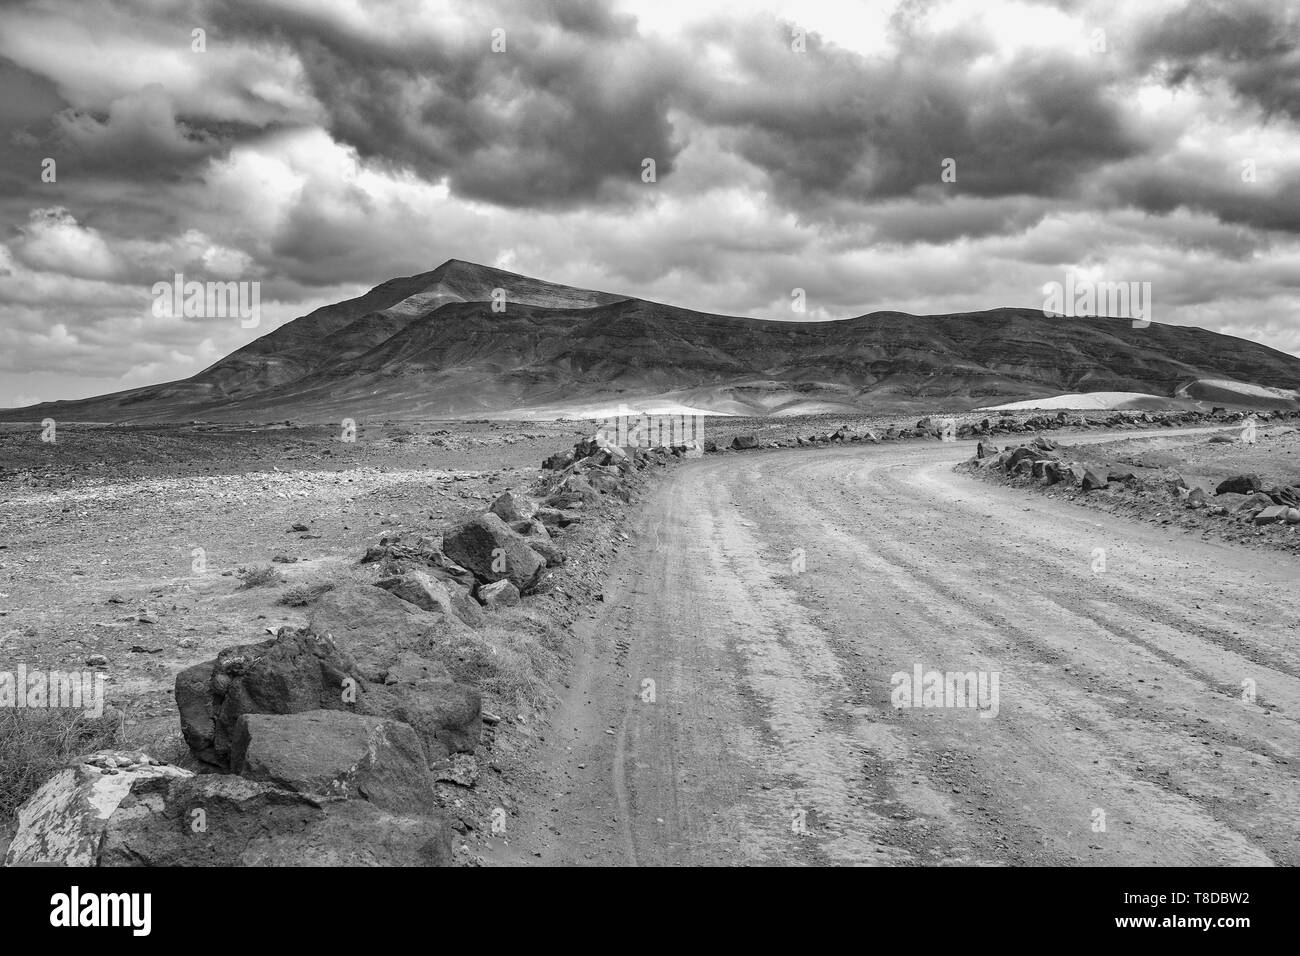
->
(238, 564), (283, 589)
(278, 579), (336, 607)
(0, 708), (132, 825)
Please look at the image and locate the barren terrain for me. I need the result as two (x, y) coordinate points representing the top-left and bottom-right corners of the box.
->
(3, 416), (1296, 866)
(504, 431), (1298, 866)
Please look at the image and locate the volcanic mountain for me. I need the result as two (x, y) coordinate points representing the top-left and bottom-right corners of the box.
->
(10, 259), (1300, 421)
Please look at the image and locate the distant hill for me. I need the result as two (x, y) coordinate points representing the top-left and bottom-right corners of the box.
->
(7, 258), (1299, 421)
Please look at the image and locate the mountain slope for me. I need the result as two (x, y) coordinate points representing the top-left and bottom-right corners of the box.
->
(8, 261), (1300, 421)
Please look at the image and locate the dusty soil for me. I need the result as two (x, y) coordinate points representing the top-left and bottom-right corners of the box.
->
(499, 431), (1298, 866)
(968, 424), (1300, 556)
(4, 417), (1296, 866)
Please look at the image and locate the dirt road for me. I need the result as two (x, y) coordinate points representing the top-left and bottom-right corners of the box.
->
(507, 434), (1299, 866)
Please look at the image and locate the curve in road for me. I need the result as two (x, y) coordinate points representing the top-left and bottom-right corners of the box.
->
(512, 434), (1298, 866)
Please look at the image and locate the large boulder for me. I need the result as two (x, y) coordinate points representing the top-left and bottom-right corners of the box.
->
(975, 441), (996, 459)
(375, 571), (484, 628)
(308, 583), (461, 681)
(175, 628), (363, 771)
(3, 751), (189, 866)
(442, 513), (547, 594)
(231, 710), (437, 813)
(1216, 474), (1262, 495)
(730, 435), (759, 450)
(98, 774), (453, 866)
(356, 680), (481, 761)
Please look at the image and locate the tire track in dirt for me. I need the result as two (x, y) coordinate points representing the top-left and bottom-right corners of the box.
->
(510, 432), (1296, 865)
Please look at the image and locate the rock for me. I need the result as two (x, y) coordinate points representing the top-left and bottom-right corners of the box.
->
(3, 751), (189, 866)
(442, 513), (547, 594)
(1216, 474), (1262, 495)
(488, 490), (537, 524)
(1186, 487), (1208, 509)
(1011, 458), (1034, 476)
(375, 571), (485, 628)
(176, 628), (363, 771)
(231, 710), (437, 813)
(361, 536), (476, 589)
(1006, 446), (1048, 470)
(1253, 505), (1289, 525)
(383, 651), (452, 685)
(1208, 433), (1235, 444)
(1287, 508), (1300, 525)
(1031, 436), (1057, 451)
(541, 450), (574, 471)
(174, 660), (220, 765)
(975, 441), (995, 459)
(308, 584), (462, 682)
(730, 435), (759, 450)
(356, 680), (481, 761)
(478, 579), (520, 609)
(85, 654), (108, 667)
(1108, 470), (1137, 483)
(535, 507), (580, 529)
(527, 537), (567, 568)
(98, 774), (452, 866)
(544, 472), (600, 508)
(584, 468), (630, 500)
(1237, 492), (1275, 513)
(508, 517), (550, 539)
(1080, 468), (1108, 492)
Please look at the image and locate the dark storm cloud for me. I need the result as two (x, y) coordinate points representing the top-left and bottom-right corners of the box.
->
(1134, 0), (1300, 121)
(1103, 165), (1300, 235)
(686, 18), (1146, 217)
(204, 0), (689, 208)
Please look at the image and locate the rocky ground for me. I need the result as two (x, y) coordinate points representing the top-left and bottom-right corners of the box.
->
(3, 407), (1294, 865)
(961, 414), (1300, 555)
(0, 420), (621, 862)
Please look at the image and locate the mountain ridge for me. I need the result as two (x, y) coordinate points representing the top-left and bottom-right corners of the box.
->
(6, 259), (1299, 421)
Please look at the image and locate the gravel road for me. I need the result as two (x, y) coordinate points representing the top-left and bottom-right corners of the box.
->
(510, 432), (1298, 866)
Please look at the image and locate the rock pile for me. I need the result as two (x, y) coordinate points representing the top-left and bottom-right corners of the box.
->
(5, 433), (671, 867)
(970, 440), (1111, 493)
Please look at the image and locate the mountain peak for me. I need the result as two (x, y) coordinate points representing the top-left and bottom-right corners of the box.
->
(6, 263), (1299, 423)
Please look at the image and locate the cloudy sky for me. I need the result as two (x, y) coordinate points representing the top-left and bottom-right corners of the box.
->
(2, 0), (1299, 406)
